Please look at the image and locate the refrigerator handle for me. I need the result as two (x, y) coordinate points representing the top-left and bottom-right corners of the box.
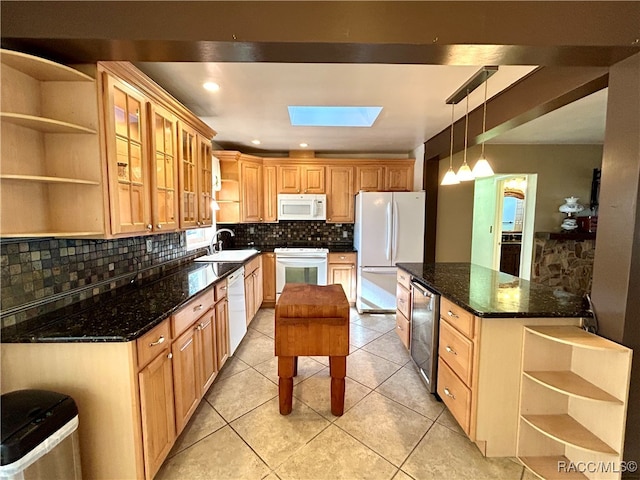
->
(385, 201), (392, 261)
(393, 200), (399, 261)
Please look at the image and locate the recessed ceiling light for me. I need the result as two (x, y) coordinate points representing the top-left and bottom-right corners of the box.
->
(203, 82), (220, 92)
(299, 143), (308, 148)
(251, 139), (261, 145)
(288, 106), (383, 127)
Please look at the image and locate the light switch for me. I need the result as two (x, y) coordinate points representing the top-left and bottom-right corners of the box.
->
(146, 239), (153, 253)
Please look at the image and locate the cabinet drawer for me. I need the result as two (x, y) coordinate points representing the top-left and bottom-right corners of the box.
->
(396, 283), (411, 319)
(439, 319), (474, 386)
(437, 358), (472, 435)
(215, 279), (228, 301)
(245, 255), (260, 275)
(172, 288), (214, 337)
(440, 297), (475, 338)
(395, 309), (410, 350)
(328, 252), (356, 264)
(397, 269), (411, 290)
(137, 319), (171, 369)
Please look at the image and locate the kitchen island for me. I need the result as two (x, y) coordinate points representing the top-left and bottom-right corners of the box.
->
(396, 262), (591, 458)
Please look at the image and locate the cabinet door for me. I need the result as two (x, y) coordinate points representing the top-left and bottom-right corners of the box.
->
(263, 165), (278, 222)
(240, 161), (263, 222)
(302, 165), (325, 193)
(244, 273), (256, 325)
(172, 327), (200, 435)
(198, 136), (214, 227)
(215, 299), (230, 369)
(178, 122), (199, 228)
(197, 310), (217, 396)
(254, 263), (263, 310)
(277, 165), (301, 193)
(329, 263), (356, 303)
(104, 74), (152, 235)
(385, 165), (413, 191)
(138, 349), (175, 480)
(326, 166), (354, 223)
(262, 253), (276, 304)
(149, 103), (179, 232)
(356, 166), (384, 192)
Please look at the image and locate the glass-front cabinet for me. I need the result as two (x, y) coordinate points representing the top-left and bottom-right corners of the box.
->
(198, 136), (214, 227)
(104, 73), (152, 235)
(179, 122), (198, 229)
(149, 103), (179, 232)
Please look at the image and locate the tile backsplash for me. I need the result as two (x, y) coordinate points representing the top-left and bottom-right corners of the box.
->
(229, 221), (354, 249)
(1, 233), (203, 328)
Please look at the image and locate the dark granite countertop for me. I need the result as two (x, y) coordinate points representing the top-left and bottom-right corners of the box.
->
(237, 243), (356, 253)
(396, 262), (591, 319)
(1, 260), (247, 343)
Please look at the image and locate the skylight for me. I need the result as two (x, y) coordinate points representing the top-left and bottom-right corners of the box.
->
(288, 106), (383, 127)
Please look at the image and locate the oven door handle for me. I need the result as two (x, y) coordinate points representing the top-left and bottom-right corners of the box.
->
(277, 257), (327, 265)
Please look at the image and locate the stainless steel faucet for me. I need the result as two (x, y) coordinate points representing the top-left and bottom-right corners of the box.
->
(209, 228), (235, 254)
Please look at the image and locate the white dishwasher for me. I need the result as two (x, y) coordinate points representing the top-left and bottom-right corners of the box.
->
(227, 267), (247, 355)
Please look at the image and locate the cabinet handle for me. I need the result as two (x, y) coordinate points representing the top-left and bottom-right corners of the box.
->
(197, 221), (201, 226)
(340, 256), (346, 260)
(146, 224), (152, 230)
(156, 224), (162, 229)
(445, 345), (457, 355)
(447, 310), (459, 319)
(220, 286), (227, 291)
(443, 388), (455, 399)
(398, 299), (405, 304)
(195, 324), (202, 331)
(396, 325), (403, 331)
(149, 336), (165, 347)
(193, 304), (204, 312)
(167, 352), (173, 359)
(351, 265), (355, 269)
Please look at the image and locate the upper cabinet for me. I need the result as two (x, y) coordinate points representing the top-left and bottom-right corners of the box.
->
(356, 162), (414, 192)
(277, 164), (325, 194)
(385, 163), (414, 191)
(263, 165), (278, 223)
(239, 156), (263, 223)
(99, 62), (216, 237)
(326, 166), (354, 223)
(0, 49), (106, 238)
(214, 151), (264, 224)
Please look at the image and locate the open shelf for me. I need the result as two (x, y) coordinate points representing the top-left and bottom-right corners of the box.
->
(525, 326), (629, 352)
(522, 414), (618, 455)
(519, 456), (588, 480)
(523, 371), (623, 404)
(1, 49), (94, 82)
(0, 113), (97, 134)
(0, 174), (100, 185)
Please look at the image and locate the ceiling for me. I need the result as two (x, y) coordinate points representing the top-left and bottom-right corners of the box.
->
(135, 62), (606, 154)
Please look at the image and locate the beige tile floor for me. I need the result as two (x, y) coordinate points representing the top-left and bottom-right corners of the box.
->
(157, 308), (532, 480)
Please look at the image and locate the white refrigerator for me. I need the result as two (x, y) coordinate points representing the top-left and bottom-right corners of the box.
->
(354, 191), (426, 313)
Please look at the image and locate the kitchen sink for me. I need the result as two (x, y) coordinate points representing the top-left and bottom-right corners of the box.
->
(194, 249), (259, 263)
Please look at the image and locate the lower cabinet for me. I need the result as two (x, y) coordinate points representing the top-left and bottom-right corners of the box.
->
(395, 269), (412, 349)
(138, 343), (176, 479)
(328, 252), (356, 303)
(0, 280), (230, 480)
(262, 252), (276, 306)
(244, 255), (263, 324)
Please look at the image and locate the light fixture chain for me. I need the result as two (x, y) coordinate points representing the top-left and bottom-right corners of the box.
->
(481, 78), (488, 157)
(463, 89), (469, 164)
(449, 103), (455, 168)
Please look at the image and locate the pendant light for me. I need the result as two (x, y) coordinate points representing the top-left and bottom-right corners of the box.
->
(456, 91), (475, 182)
(441, 103), (460, 185)
(472, 78), (495, 177)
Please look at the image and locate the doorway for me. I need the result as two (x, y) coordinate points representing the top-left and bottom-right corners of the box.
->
(471, 174), (537, 279)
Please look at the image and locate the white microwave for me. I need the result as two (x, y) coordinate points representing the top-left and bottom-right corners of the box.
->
(277, 194), (326, 221)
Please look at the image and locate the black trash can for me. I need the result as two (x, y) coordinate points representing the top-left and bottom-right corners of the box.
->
(1, 390), (82, 480)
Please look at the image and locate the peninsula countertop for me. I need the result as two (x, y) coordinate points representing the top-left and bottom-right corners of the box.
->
(396, 262), (591, 319)
(1, 258), (251, 343)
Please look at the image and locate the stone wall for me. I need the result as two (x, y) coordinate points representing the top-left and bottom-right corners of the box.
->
(531, 233), (596, 296)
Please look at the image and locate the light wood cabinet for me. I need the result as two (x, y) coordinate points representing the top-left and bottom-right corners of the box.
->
(263, 165), (278, 222)
(395, 269), (412, 349)
(178, 122), (199, 229)
(215, 280), (230, 369)
(356, 165), (384, 192)
(517, 326), (632, 480)
(328, 252), (356, 304)
(103, 72), (152, 235)
(326, 166), (354, 223)
(385, 164), (413, 191)
(171, 326), (200, 435)
(240, 157), (263, 222)
(244, 255), (263, 324)
(137, 320), (175, 480)
(0, 49), (106, 238)
(277, 164), (325, 194)
(149, 103), (179, 232)
(198, 136), (214, 227)
(262, 252), (277, 306)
